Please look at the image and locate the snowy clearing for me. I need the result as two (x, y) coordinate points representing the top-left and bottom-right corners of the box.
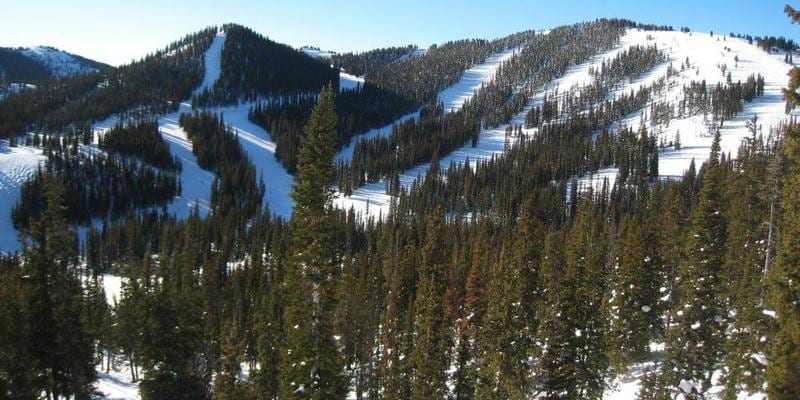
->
(0, 142), (46, 252)
(578, 29), (796, 188)
(335, 32), (639, 218)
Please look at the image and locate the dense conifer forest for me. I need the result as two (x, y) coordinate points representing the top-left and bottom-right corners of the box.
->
(0, 8), (799, 400)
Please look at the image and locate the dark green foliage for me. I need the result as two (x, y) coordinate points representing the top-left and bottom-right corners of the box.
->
(16, 177), (97, 399)
(138, 289), (207, 400)
(409, 205), (450, 400)
(663, 132), (727, 396)
(331, 45), (417, 76)
(538, 196), (610, 399)
(179, 111), (264, 217)
(12, 133), (179, 228)
(767, 8), (800, 396)
(608, 214), (664, 370)
(196, 24), (338, 104)
(99, 119), (178, 170)
(249, 83), (415, 173)
(0, 48), (55, 81)
(0, 27), (216, 139)
(279, 84), (347, 399)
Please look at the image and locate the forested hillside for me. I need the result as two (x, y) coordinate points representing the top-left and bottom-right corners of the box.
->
(0, 9), (799, 400)
(0, 45), (108, 82)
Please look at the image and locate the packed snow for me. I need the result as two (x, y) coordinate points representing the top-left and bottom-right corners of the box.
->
(0, 141), (46, 252)
(215, 103), (295, 217)
(339, 71), (364, 92)
(101, 274), (124, 306)
(335, 34), (637, 218)
(301, 47), (336, 59)
(20, 46), (100, 77)
(437, 46), (520, 113)
(578, 29), (796, 188)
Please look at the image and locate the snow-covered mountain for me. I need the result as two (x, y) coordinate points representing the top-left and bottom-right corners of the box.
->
(0, 21), (796, 400)
(1, 25), (795, 254)
(0, 45), (107, 81)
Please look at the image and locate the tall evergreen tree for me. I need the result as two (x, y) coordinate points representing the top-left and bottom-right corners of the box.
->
(409, 205), (451, 400)
(767, 7), (800, 398)
(608, 214), (663, 370)
(19, 176), (96, 399)
(538, 196), (609, 399)
(663, 131), (727, 397)
(279, 83), (347, 399)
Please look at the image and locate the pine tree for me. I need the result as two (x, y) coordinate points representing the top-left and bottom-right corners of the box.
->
(213, 320), (246, 400)
(409, 205), (450, 400)
(475, 244), (532, 399)
(138, 284), (208, 400)
(279, 83), (347, 399)
(19, 176), (96, 399)
(767, 8), (800, 396)
(608, 214), (663, 370)
(451, 220), (490, 399)
(539, 195), (609, 399)
(663, 131), (727, 397)
(0, 256), (37, 399)
(719, 134), (771, 398)
(253, 279), (281, 399)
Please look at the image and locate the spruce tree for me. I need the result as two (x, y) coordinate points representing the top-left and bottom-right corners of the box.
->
(213, 320), (246, 400)
(253, 280), (281, 399)
(409, 205), (450, 400)
(719, 134), (770, 398)
(0, 256), (37, 399)
(279, 83), (347, 399)
(475, 244), (533, 399)
(608, 214), (663, 370)
(19, 176), (96, 399)
(767, 7), (800, 397)
(539, 196), (609, 399)
(663, 131), (727, 397)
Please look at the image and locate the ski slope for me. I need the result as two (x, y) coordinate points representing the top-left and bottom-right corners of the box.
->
(148, 32), (228, 220)
(578, 29), (795, 188)
(337, 29), (796, 219)
(336, 44), (527, 164)
(19, 46), (101, 77)
(437, 47), (520, 113)
(339, 71), (364, 91)
(216, 103), (296, 217)
(335, 34), (637, 218)
(0, 141), (46, 252)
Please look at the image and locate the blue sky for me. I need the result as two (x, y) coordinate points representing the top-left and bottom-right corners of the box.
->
(2, 0), (798, 66)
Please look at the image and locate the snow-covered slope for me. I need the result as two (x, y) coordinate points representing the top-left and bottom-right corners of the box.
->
(335, 33), (633, 218)
(216, 103), (296, 217)
(0, 142), (46, 252)
(335, 45), (525, 164)
(338, 29), (796, 219)
(339, 71), (364, 92)
(578, 29), (795, 188)
(154, 32), (228, 219)
(0, 45), (105, 81)
(437, 46), (519, 113)
(301, 46), (336, 58)
(20, 46), (104, 77)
